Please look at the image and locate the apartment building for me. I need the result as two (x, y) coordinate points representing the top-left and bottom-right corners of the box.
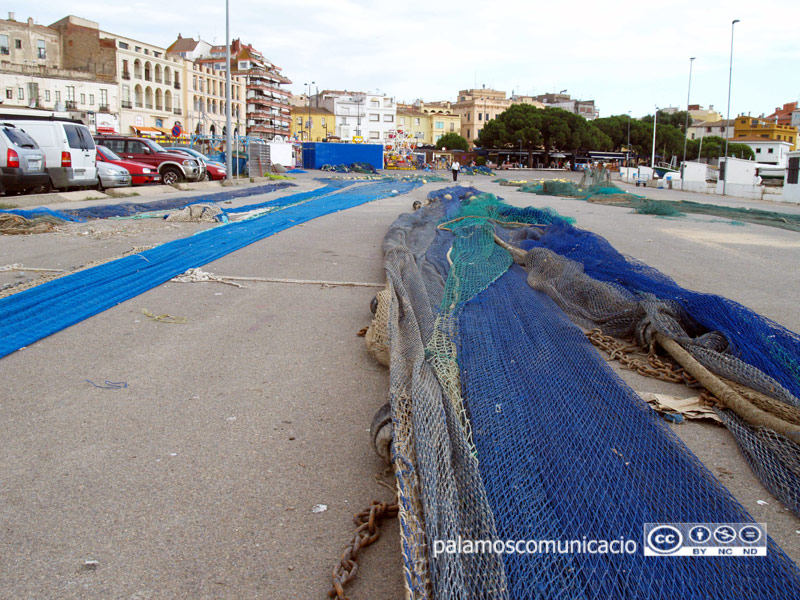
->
(733, 114), (797, 151)
(182, 61), (246, 137)
(532, 92), (599, 120)
(314, 90), (397, 143)
(452, 88), (512, 145)
(0, 14), (119, 132)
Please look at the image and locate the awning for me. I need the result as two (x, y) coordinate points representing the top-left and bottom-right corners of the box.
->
(131, 126), (163, 136)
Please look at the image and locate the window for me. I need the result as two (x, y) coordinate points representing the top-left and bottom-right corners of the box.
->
(756, 148), (761, 153)
(80, 93), (86, 104)
(0, 35), (9, 55)
(467, 129), (471, 139)
(399, 117), (405, 126)
(66, 86), (75, 101)
(119, 41), (129, 49)
(787, 156), (799, 185)
(44, 90), (50, 101)
(15, 39), (22, 49)
(369, 131), (380, 139)
(384, 98), (392, 107)
(450, 122), (455, 132)
(478, 113), (482, 121)
(17, 87), (24, 100)
(154, 51), (161, 58)
(100, 89), (108, 106)
(341, 107), (350, 115)
(135, 46), (142, 52)
(369, 114), (379, 122)
(89, 94), (94, 105)
(145, 49), (150, 55)
(414, 118), (420, 126)
(321, 118), (326, 126)
(55, 91), (61, 102)
(37, 40), (46, 59)
(435, 121), (444, 129)
(370, 100), (379, 107)
(383, 114), (393, 122)
(297, 116), (302, 125)
(768, 148), (774, 154)
(5, 89), (11, 99)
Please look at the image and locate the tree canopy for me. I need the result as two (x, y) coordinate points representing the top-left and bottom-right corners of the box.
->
(435, 132), (469, 151)
(684, 136), (755, 161)
(476, 105), (611, 155)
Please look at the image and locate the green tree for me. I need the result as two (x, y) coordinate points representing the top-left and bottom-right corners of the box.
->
(476, 105), (611, 161)
(435, 132), (469, 151)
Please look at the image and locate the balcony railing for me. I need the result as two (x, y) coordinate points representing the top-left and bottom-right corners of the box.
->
(174, 81), (181, 89)
(121, 100), (132, 109)
(65, 100), (77, 109)
(145, 102), (153, 109)
(174, 108), (182, 115)
(155, 76), (162, 83)
(99, 104), (110, 113)
(122, 71), (131, 80)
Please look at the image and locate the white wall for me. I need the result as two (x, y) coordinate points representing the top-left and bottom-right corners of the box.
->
(782, 151), (800, 204)
(716, 157), (763, 199)
(268, 141), (294, 167)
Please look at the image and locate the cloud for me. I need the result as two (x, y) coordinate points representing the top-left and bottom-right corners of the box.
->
(23, 0), (800, 118)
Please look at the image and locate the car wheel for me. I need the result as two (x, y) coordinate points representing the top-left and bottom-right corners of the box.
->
(161, 167), (182, 185)
(205, 171), (213, 181)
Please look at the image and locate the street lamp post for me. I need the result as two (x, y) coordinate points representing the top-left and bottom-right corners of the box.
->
(626, 110), (631, 179)
(224, 0), (232, 182)
(518, 138), (522, 168)
(681, 57), (696, 190)
(304, 81), (315, 141)
(723, 19), (740, 196)
(651, 106), (658, 168)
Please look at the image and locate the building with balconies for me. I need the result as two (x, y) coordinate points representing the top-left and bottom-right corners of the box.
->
(733, 114), (797, 151)
(452, 87), (512, 146)
(99, 29), (184, 136)
(182, 60), (246, 137)
(312, 90), (397, 144)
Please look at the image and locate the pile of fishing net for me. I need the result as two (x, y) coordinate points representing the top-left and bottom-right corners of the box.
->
(459, 165), (495, 176)
(0, 212), (63, 235)
(380, 186), (800, 599)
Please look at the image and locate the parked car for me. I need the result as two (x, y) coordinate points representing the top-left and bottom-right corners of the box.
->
(0, 122), (49, 195)
(96, 160), (132, 190)
(96, 145), (161, 186)
(93, 135), (202, 185)
(1, 117), (98, 191)
(162, 146), (227, 181)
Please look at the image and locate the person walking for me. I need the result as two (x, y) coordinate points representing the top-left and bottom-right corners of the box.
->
(451, 159), (460, 182)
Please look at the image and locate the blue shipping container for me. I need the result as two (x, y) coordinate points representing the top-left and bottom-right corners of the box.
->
(302, 142), (384, 170)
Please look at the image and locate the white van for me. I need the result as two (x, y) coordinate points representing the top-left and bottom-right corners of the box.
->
(3, 117), (98, 191)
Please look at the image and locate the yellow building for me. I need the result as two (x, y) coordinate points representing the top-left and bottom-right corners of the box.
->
(289, 105), (334, 142)
(414, 101), (461, 145)
(397, 104), (431, 145)
(733, 115), (797, 151)
(452, 88), (511, 146)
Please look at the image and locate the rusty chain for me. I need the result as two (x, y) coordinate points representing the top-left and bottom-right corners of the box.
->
(328, 499), (399, 600)
(586, 328), (701, 388)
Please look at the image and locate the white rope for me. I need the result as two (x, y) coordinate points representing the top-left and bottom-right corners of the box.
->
(0, 263), (64, 273)
(171, 268), (383, 288)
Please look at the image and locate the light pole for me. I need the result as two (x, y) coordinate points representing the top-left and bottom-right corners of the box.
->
(354, 94), (363, 138)
(723, 19), (740, 196)
(681, 57), (696, 190)
(304, 81), (315, 141)
(224, 0), (232, 182)
(626, 110), (631, 178)
(651, 106), (658, 168)
(518, 138), (522, 168)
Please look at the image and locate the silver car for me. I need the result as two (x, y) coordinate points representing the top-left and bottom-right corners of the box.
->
(96, 160), (132, 190)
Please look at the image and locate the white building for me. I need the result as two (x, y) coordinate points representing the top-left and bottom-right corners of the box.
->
(783, 151), (799, 204)
(100, 29), (185, 135)
(739, 139), (792, 168)
(687, 119), (734, 141)
(315, 90), (396, 143)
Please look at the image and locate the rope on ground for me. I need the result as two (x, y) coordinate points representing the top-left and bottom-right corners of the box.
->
(0, 264), (64, 273)
(171, 267), (384, 288)
(656, 333), (800, 444)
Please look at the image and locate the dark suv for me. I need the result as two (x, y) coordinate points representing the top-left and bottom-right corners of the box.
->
(92, 135), (203, 185)
(0, 123), (49, 195)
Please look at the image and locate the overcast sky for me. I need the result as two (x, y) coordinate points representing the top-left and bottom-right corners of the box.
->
(23, 0), (800, 119)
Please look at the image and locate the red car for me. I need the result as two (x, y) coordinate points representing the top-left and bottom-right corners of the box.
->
(95, 145), (161, 186)
(202, 161), (227, 181)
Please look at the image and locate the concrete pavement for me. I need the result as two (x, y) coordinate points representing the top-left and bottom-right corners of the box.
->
(1, 171), (798, 598)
